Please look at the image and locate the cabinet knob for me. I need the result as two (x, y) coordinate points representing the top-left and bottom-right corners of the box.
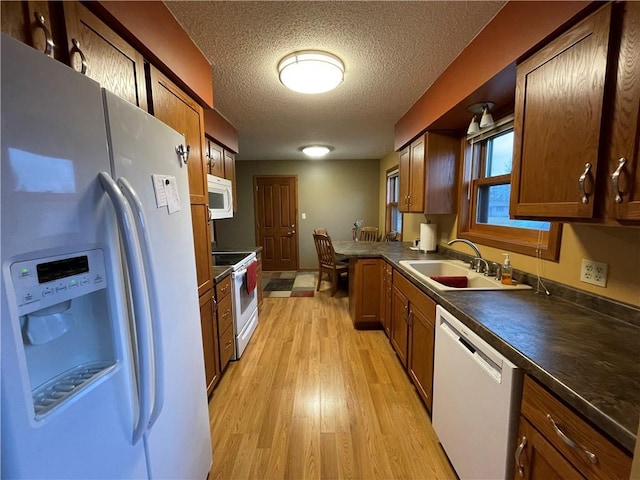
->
(611, 157), (626, 204)
(70, 39), (88, 75)
(33, 12), (54, 57)
(578, 162), (592, 204)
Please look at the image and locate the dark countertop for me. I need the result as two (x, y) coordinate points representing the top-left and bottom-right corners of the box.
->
(333, 241), (640, 453)
(212, 266), (232, 283)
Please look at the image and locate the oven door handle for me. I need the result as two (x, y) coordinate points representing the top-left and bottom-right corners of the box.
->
(232, 268), (247, 278)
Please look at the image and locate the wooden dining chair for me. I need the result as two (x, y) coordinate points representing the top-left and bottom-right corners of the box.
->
(385, 231), (400, 242)
(358, 226), (379, 242)
(313, 233), (348, 296)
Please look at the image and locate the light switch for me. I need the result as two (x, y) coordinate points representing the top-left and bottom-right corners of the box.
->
(301, 213), (306, 219)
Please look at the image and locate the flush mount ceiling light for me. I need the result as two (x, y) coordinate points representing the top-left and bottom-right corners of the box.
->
(301, 145), (333, 158)
(278, 51), (344, 94)
(466, 102), (495, 135)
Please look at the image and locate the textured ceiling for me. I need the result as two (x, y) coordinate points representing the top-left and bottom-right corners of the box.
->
(165, 1), (506, 161)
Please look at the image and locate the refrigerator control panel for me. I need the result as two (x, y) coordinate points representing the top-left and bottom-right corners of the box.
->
(10, 249), (107, 316)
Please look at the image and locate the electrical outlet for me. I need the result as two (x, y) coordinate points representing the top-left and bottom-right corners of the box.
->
(580, 259), (608, 287)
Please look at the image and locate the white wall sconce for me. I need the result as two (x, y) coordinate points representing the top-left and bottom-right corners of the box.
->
(278, 51), (344, 94)
(466, 102), (495, 134)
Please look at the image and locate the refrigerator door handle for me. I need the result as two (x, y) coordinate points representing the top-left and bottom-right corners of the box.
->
(117, 177), (165, 430)
(98, 172), (154, 445)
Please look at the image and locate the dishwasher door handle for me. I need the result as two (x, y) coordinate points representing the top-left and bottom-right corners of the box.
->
(459, 336), (476, 354)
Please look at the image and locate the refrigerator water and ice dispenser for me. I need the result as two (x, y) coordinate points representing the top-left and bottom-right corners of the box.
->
(9, 248), (117, 418)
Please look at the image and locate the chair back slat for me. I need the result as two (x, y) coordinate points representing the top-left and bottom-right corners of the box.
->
(313, 233), (337, 268)
(358, 226), (379, 242)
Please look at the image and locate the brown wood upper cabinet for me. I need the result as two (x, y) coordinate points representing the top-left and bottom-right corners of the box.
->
(148, 66), (207, 203)
(62, 2), (147, 111)
(224, 150), (237, 213)
(1, 1), (55, 58)
(510, 3), (640, 223)
(399, 132), (459, 214)
(206, 139), (224, 178)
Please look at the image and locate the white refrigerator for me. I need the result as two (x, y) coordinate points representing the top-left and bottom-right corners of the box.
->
(1, 34), (212, 478)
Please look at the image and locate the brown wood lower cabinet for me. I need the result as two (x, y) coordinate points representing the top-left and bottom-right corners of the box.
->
(407, 297), (435, 411)
(390, 282), (409, 368)
(349, 258), (383, 329)
(514, 417), (585, 480)
(516, 375), (631, 480)
(380, 261), (392, 337)
(199, 289), (219, 395)
(216, 275), (234, 374)
(392, 270), (436, 410)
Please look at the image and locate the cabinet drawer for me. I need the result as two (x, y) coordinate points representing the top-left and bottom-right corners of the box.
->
(216, 291), (233, 335)
(216, 275), (232, 299)
(219, 323), (234, 372)
(521, 376), (631, 480)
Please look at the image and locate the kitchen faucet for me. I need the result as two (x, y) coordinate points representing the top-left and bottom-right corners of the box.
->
(447, 238), (487, 273)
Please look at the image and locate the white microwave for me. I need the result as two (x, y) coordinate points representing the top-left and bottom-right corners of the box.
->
(207, 174), (233, 219)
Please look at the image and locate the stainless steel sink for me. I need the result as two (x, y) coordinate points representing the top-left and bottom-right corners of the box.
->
(398, 260), (532, 291)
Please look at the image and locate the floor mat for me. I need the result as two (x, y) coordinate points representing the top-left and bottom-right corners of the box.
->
(263, 271), (316, 298)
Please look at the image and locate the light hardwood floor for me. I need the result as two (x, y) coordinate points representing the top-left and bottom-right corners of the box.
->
(208, 288), (456, 480)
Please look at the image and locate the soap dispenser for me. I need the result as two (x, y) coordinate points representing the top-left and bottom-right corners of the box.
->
(501, 253), (513, 285)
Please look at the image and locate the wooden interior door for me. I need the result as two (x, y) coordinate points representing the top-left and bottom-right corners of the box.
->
(254, 176), (299, 271)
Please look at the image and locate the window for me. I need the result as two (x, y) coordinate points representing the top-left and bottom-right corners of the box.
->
(459, 118), (561, 260)
(385, 167), (402, 238)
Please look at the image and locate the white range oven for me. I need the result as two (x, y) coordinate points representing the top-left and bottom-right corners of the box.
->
(212, 252), (259, 359)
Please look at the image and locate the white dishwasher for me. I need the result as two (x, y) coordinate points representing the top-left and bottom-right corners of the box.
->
(432, 305), (522, 480)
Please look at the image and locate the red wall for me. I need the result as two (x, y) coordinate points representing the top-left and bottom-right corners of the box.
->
(394, 1), (592, 150)
(94, 1), (214, 109)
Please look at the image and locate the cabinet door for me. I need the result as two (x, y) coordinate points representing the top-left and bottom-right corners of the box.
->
(606, 2), (640, 221)
(424, 132), (459, 214)
(149, 66), (207, 203)
(207, 140), (224, 178)
(256, 251), (263, 310)
(191, 204), (214, 296)
(1, 1), (54, 58)
(390, 285), (409, 367)
(349, 259), (382, 328)
(398, 146), (411, 212)
(409, 135), (426, 212)
(408, 304), (435, 411)
(62, 3), (147, 111)
(380, 263), (392, 337)
(514, 418), (585, 480)
(510, 5), (612, 219)
(199, 291), (219, 395)
(224, 150), (237, 212)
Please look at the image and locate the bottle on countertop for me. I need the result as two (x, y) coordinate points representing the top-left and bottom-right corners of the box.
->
(501, 253), (513, 285)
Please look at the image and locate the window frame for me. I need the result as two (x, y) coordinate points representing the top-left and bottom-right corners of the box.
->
(457, 119), (562, 261)
(385, 166), (402, 239)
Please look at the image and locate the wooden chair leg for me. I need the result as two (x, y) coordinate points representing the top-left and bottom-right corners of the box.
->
(316, 269), (322, 291)
(331, 269), (337, 296)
